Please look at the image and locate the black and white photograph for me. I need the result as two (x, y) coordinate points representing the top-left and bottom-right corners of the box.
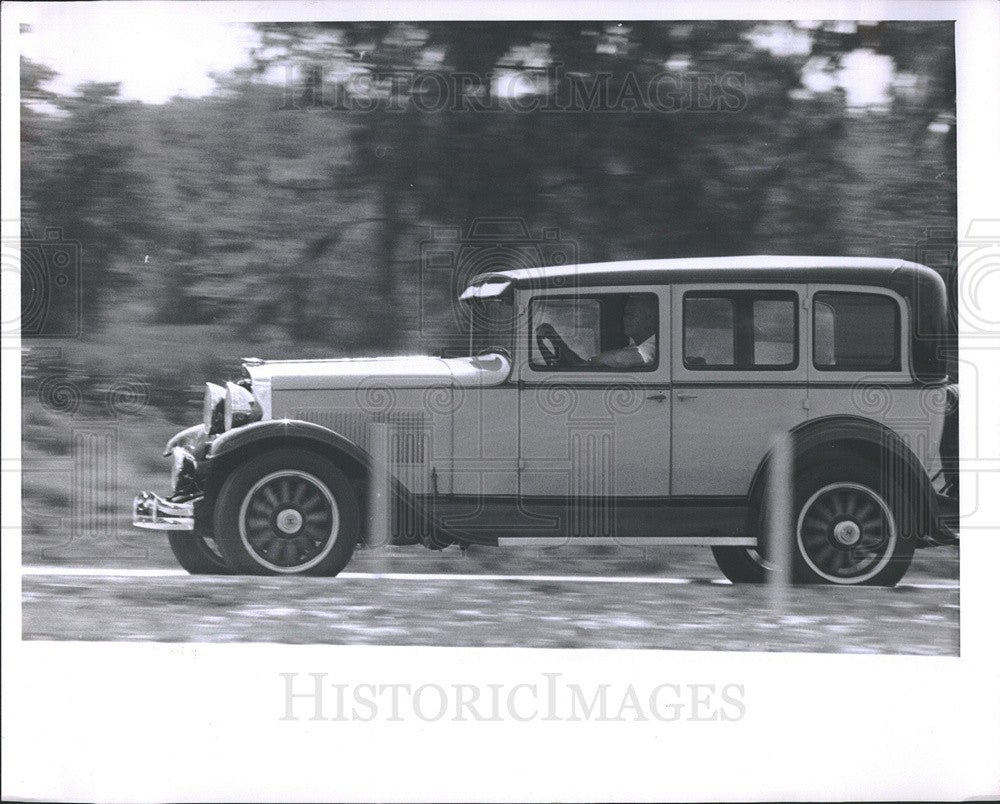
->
(3, 1), (999, 801)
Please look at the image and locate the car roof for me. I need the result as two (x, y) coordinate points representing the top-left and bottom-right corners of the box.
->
(467, 255), (939, 291)
(465, 255), (950, 382)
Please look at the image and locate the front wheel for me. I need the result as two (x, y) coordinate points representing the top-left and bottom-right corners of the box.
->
(167, 529), (231, 575)
(213, 448), (359, 576)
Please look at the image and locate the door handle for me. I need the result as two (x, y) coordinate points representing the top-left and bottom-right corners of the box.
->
(646, 393), (667, 402)
(676, 391), (699, 400)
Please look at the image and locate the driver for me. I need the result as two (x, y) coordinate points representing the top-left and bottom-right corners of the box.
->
(537, 294), (658, 369)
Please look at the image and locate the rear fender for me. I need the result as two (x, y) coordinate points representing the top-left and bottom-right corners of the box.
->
(746, 415), (939, 545)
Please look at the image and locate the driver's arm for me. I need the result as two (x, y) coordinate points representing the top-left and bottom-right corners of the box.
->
(589, 335), (656, 369)
(587, 346), (645, 369)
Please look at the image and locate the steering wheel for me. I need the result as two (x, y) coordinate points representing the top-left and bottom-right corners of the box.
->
(536, 330), (560, 366)
(536, 324), (580, 368)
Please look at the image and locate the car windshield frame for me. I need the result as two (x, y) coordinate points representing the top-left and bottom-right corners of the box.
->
(467, 294), (516, 358)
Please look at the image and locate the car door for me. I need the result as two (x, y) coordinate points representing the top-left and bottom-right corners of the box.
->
(670, 284), (808, 498)
(515, 286), (671, 538)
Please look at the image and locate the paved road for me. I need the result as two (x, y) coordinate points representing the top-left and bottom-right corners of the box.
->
(22, 547), (959, 653)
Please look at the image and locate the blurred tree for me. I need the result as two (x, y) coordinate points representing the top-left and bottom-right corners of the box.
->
(21, 67), (155, 333)
(20, 21), (955, 376)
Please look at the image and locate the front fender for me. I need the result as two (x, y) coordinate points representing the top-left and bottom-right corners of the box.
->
(200, 419), (487, 548)
(206, 419), (372, 467)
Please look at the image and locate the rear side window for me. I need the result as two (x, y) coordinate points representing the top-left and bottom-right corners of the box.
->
(683, 291), (798, 370)
(813, 292), (901, 371)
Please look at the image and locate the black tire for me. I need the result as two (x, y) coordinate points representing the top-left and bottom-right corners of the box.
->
(213, 448), (359, 576)
(713, 458), (915, 587)
(167, 529), (231, 575)
(791, 459), (914, 586)
(713, 495), (771, 583)
(711, 545), (768, 584)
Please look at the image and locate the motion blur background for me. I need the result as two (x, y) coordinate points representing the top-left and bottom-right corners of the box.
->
(19, 20), (956, 566)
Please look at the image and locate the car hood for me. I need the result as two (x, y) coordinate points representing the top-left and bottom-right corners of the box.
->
(244, 353), (512, 391)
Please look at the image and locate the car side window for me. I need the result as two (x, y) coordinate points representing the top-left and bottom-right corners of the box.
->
(753, 298), (796, 366)
(813, 291), (900, 371)
(683, 296), (735, 367)
(529, 292), (659, 372)
(683, 291), (798, 370)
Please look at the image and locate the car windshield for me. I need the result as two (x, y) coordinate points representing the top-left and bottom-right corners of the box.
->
(469, 297), (515, 357)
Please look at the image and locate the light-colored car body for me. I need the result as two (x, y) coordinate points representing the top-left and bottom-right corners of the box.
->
(135, 256), (957, 585)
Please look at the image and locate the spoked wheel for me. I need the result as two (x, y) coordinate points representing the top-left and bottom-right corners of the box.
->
(712, 459), (914, 587)
(239, 470), (339, 571)
(793, 461), (913, 586)
(214, 449), (359, 576)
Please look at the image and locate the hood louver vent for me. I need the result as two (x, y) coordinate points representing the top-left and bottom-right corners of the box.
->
(291, 409), (428, 465)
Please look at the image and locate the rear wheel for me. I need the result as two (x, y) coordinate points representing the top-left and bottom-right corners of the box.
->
(793, 461), (913, 586)
(711, 545), (768, 584)
(712, 458), (915, 587)
(713, 495), (770, 583)
(213, 448), (359, 576)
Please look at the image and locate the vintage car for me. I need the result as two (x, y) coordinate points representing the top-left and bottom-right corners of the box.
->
(134, 256), (958, 585)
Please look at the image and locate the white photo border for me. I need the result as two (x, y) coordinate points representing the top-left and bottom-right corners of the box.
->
(3, 1), (998, 801)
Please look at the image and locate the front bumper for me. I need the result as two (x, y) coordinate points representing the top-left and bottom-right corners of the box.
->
(133, 491), (199, 531)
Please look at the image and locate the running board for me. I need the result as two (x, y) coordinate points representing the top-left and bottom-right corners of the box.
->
(496, 536), (756, 547)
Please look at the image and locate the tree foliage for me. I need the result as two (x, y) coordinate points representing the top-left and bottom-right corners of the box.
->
(20, 21), (956, 389)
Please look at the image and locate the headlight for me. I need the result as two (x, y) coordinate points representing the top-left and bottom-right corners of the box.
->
(224, 381), (262, 431)
(169, 446), (200, 496)
(170, 446), (195, 488)
(170, 447), (184, 488)
(163, 423), (206, 457)
(203, 383), (226, 434)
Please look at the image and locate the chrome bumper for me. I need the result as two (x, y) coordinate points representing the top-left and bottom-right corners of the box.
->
(133, 491), (198, 531)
